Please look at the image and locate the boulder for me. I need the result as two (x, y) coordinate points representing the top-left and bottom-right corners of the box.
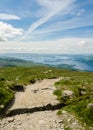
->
(62, 90), (74, 102)
(62, 90), (74, 97)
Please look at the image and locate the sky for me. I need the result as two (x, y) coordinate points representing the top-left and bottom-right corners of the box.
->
(0, 0), (93, 54)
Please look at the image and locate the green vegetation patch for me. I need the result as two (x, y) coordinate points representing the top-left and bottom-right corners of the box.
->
(0, 81), (14, 113)
(54, 76), (93, 127)
(0, 66), (65, 114)
(0, 65), (93, 125)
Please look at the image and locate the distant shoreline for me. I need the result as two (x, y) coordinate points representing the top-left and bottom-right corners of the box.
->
(0, 53), (93, 72)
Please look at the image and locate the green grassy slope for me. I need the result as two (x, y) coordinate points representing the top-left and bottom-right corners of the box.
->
(0, 66), (64, 113)
(0, 66), (93, 129)
(54, 72), (93, 128)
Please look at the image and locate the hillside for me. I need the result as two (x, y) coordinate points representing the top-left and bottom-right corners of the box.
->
(0, 53), (93, 71)
(0, 57), (44, 68)
(0, 66), (93, 129)
(0, 78), (87, 130)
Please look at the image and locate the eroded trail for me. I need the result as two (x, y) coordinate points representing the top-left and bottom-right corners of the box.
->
(9, 78), (60, 110)
(0, 78), (85, 130)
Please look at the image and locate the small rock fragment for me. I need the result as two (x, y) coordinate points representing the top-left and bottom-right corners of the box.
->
(7, 117), (14, 122)
(87, 103), (93, 109)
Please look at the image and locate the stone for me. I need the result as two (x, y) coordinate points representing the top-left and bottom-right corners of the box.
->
(44, 71), (48, 74)
(62, 110), (67, 114)
(49, 70), (52, 72)
(7, 117), (14, 122)
(62, 90), (74, 101)
(32, 89), (39, 93)
(81, 90), (87, 95)
(62, 90), (74, 97)
(39, 120), (45, 124)
(58, 120), (63, 123)
(67, 119), (71, 122)
(0, 105), (4, 108)
(87, 103), (93, 109)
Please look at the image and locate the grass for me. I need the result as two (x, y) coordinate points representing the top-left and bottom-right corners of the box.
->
(0, 65), (93, 129)
(54, 75), (93, 128)
(0, 66), (66, 113)
(0, 81), (14, 113)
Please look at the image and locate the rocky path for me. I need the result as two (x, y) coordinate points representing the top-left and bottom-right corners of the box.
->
(0, 78), (86, 130)
(9, 78), (60, 110)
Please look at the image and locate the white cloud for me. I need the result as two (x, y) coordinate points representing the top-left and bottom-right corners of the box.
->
(72, 9), (85, 16)
(21, 0), (93, 41)
(33, 14), (93, 35)
(77, 41), (87, 46)
(0, 13), (21, 20)
(0, 38), (93, 54)
(0, 21), (23, 41)
(21, 0), (75, 40)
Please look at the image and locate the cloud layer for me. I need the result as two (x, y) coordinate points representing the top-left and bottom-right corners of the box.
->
(0, 38), (93, 54)
(0, 22), (23, 41)
(0, 13), (21, 20)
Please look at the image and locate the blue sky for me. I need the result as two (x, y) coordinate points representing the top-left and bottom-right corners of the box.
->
(0, 0), (93, 54)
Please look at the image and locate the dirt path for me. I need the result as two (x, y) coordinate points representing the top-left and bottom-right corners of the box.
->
(0, 78), (86, 130)
(9, 78), (60, 110)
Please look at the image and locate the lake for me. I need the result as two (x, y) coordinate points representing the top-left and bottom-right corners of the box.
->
(0, 53), (93, 71)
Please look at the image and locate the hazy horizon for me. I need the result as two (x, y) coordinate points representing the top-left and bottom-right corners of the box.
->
(0, 53), (93, 71)
(0, 52), (93, 55)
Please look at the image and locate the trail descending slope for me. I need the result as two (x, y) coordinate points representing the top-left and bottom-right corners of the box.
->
(0, 78), (86, 130)
(9, 78), (60, 110)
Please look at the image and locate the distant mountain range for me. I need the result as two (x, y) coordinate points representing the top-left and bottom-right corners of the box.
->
(0, 53), (93, 71)
(0, 57), (44, 68)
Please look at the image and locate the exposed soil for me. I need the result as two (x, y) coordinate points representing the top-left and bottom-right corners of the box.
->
(0, 78), (87, 130)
